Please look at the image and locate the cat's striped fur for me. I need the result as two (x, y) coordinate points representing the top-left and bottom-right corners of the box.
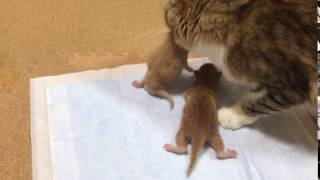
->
(165, 0), (317, 129)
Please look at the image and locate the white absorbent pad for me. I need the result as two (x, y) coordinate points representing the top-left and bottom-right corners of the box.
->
(30, 58), (317, 180)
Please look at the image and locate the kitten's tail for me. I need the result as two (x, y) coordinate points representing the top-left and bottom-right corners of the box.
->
(187, 134), (205, 177)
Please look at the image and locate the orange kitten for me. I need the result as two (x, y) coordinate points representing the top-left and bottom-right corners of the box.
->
(132, 32), (192, 109)
(164, 63), (237, 176)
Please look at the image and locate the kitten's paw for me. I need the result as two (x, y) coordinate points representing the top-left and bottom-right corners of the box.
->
(218, 107), (256, 129)
(216, 149), (238, 159)
(164, 144), (188, 154)
(132, 80), (144, 88)
(164, 144), (173, 152)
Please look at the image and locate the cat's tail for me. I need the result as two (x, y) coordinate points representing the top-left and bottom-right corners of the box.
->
(187, 134), (205, 177)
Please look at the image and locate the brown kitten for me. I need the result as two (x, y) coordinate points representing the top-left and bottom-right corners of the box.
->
(132, 32), (193, 109)
(164, 63), (237, 177)
(165, 0), (317, 129)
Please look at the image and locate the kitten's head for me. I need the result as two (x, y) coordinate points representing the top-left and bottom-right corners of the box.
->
(194, 63), (222, 87)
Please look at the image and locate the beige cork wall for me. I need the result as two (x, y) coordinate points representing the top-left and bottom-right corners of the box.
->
(0, 1), (170, 179)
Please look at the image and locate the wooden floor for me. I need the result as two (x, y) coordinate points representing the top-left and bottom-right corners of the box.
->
(0, 1), (167, 179)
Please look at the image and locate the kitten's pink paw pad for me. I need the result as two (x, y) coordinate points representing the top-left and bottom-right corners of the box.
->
(164, 144), (188, 154)
(217, 149), (238, 159)
(132, 80), (143, 88)
(164, 144), (174, 151)
(226, 149), (238, 158)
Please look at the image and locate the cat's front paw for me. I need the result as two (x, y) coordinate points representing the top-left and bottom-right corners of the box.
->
(218, 107), (256, 129)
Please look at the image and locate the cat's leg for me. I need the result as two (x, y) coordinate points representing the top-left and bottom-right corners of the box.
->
(181, 53), (193, 72)
(218, 103), (258, 129)
(182, 58), (193, 72)
(184, 65), (194, 72)
(218, 87), (283, 129)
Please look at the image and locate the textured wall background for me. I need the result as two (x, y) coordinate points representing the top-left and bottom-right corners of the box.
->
(0, 1), (167, 179)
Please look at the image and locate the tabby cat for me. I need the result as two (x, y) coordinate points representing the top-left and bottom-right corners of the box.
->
(164, 0), (317, 129)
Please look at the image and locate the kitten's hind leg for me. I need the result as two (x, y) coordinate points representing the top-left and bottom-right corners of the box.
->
(151, 89), (174, 110)
(209, 134), (237, 159)
(164, 130), (188, 154)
